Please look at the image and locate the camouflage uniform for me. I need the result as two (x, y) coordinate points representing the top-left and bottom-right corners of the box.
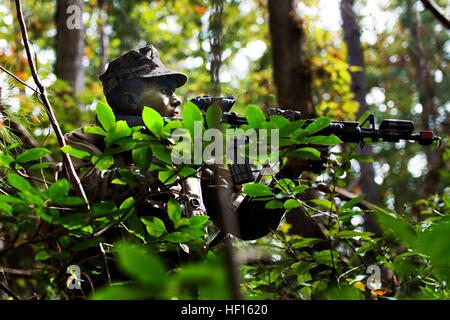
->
(62, 45), (286, 240)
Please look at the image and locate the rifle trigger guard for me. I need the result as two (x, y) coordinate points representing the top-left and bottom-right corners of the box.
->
(359, 140), (365, 149)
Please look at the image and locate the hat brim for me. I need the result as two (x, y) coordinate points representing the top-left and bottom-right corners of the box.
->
(139, 69), (188, 88)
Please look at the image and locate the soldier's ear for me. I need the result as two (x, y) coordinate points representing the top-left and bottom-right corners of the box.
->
(122, 92), (138, 109)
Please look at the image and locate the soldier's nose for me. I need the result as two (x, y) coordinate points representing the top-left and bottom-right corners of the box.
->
(171, 96), (182, 107)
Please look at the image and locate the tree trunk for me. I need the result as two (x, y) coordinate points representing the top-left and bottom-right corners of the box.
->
(98, 0), (109, 75)
(209, 0), (224, 96)
(406, 0), (438, 163)
(339, 0), (383, 238)
(267, 0), (329, 242)
(54, 0), (85, 96)
(268, 0), (315, 118)
(340, 0), (380, 207)
(404, 0), (442, 219)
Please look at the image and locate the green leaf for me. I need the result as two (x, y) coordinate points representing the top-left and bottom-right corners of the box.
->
(7, 173), (31, 191)
(28, 162), (54, 170)
(161, 119), (182, 138)
(279, 120), (306, 137)
(120, 197), (135, 212)
(284, 199), (300, 211)
(53, 213), (90, 230)
(178, 167), (197, 177)
(375, 211), (416, 246)
(309, 199), (335, 210)
(71, 237), (105, 251)
(83, 125), (107, 136)
(269, 269), (281, 282)
(115, 168), (139, 188)
(291, 238), (324, 249)
(0, 202), (12, 215)
(288, 147), (321, 160)
(16, 148), (50, 163)
(338, 210), (363, 222)
(292, 185), (308, 194)
(117, 243), (167, 290)
(132, 147), (152, 172)
(353, 154), (374, 162)
(356, 240), (380, 254)
(274, 178), (295, 191)
(46, 179), (70, 199)
(313, 250), (339, 266)
(291, 261), (318, 273)
(163, 231), (197, 243)
(339, 194), (365, 213)
(335, 230), (374, 240)
(167, 198), (181, 228)
(178, 226), (207, 237)
(158, 171), (177, 185)
(142, 107), (164, 138)
(182, 100), (204, 138)
(4, 142), (21, 151)
(35, 207), (59, 222)
(0, 154), (15, 167)
(141, 216), (166, 237)
(188, 216), (210, 227)
(265, 200), (284, 209)
(0, 195), (27, 204)
(61, 145), (91, 160)
(269, 115), (290, 129)
(91, 286), (151, 300)
(96, 101), (116, 131)
(304, 117), (332, 135)
(91, 201), (118, 218)
(105, 141), (136, 155)
(35, 251), (52, 261)
(242, 183), (273, 197)
(246, 105), (266, 129)
(92, 155), (114, 171)
(105, 121), (131, 145)
(151, 144), (172, 164)
(124, 214), (146, 242)
(51, 196), (86, 206)
(303, 135), (342, 145)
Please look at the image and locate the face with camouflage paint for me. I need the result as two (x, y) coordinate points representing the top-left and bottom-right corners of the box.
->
(121, 77), (182, 117)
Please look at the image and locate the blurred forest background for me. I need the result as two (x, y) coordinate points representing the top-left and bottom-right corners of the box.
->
(1, 0), (448, 211)
(0, 0), (449, 300)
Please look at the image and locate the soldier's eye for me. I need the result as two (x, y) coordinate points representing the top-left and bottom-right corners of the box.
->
(161, 88), (172, 95)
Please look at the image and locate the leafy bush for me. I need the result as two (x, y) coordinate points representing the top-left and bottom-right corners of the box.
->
(0, 101), (448, 300)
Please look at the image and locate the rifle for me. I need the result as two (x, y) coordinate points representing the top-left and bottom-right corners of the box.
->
(188, 95), (442, 184)
(116, 95), (442, 185)
(189, 95), (441, 147)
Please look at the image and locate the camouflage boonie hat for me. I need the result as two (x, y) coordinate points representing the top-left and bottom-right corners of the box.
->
(99, 44), (188, 95)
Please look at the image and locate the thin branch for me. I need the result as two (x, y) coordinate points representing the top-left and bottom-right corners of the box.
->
(14, 0), (90, 211)
(420, 0), (450, 29)
(0, 281), (21, 300)
(0, 65), (39, 94)
(98, 243), (111, 286)
(0, 267), (33, 276)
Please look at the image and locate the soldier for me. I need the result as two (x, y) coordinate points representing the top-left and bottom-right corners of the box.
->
(63, 44), (327, 243)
